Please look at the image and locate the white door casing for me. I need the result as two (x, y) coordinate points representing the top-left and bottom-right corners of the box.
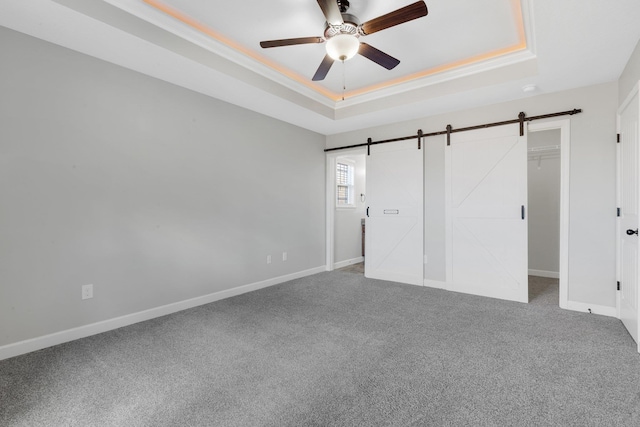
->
(446, 123), (528, 303)
(617, 82), (640, 351)
(325, 148), (367, 271)
(365, 139), (424, 286)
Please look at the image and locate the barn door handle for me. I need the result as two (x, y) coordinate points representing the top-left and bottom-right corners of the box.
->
(521, 205), (525, 220)
(626, 229), (638, 236)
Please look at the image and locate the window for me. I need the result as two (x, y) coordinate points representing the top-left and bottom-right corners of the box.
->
(336, 160), (355, 208)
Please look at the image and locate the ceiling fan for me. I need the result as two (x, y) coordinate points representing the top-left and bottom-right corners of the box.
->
(259, 0), (428, 81)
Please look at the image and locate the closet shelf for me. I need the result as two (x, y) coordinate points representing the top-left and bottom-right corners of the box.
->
(528, 144), (560, 162)
(528, 145), (560, 153)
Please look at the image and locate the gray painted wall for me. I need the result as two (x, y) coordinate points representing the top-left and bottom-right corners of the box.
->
(528, 129), (561, 274)
(328, 82), (618, 308)
(619, 38), (640, 102)
(0, 28), (326, 347)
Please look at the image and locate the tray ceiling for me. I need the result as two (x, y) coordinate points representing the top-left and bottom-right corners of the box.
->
(138, 0), (527, 100)
(1, 0), (640, 134)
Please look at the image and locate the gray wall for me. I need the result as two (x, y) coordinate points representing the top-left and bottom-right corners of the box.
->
(528, 129), (561, 274)
(334, 153), (366, 264)
(327, 82), (618, 308)
(0, 27), (326, 347)
(619, 38), (640, 102)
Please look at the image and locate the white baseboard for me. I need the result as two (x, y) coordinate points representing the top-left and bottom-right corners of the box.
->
(528, 269), (560, 279)
(333, 256), (364, 270)
(565, 301), (617, 318)
(0, 266), (326, 361)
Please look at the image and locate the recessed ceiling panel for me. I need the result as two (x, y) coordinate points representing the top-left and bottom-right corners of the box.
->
(135, 0), (527, 100)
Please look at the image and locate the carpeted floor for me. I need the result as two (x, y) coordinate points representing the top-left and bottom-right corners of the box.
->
(1, 271), (639, 426)
(337, 262), (365, 275)
(339, 265), (560, 306)
(529, 275), (560, 306)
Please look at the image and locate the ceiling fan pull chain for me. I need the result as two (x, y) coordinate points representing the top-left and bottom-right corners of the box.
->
(342, 59), (346, 101)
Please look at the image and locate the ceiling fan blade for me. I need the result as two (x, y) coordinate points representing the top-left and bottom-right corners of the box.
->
(360, 1), (428, 35)
(358, 43), (400, 70)
(312, 55), (335, 81)
(317, 0), (344, 26)
(260, 37), (324, 48)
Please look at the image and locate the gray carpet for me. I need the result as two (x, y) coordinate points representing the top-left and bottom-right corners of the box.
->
(1, 271), (639, 426)
(529, 275), (560, 306)
(337, 262), (365, 275)
(340, 267), (561, 306)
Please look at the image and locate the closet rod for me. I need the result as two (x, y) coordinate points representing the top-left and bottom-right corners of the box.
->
(324, 108), (582, 152)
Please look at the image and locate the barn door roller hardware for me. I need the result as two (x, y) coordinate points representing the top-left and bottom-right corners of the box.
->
(326, 129), (424, 155)
(360, 130), (423, 155)
(444, 109), (581, 145)
(324, 109), (582, 152)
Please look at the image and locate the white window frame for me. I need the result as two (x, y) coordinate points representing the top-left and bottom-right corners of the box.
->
(336, 158), (356, 209)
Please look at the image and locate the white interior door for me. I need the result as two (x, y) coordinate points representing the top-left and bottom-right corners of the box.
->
(618, 85), (640, 351)
(446, 124), (528, 303)
(365, 139), (423, 286)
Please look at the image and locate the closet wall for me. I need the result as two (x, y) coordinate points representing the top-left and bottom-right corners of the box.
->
(528, 129), (561, 277)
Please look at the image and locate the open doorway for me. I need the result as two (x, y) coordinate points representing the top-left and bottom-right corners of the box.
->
(527, 120), (570, 308)
(326, 150), (367, 274)
(528, 129), (561, 305)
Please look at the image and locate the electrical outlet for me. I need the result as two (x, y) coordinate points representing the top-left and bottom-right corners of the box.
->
(267, 255), (272, 264)
(282, 252), (287, 261)
(82, 284), (93, 300)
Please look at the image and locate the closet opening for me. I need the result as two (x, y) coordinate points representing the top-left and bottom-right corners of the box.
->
(527, 126), (564, 306)
(326, 150), (367, 275)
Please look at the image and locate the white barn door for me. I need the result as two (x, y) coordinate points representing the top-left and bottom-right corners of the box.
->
(365, 139), (423, 286)
(446, 124), (528, 303)
(618, 83), (640, 352)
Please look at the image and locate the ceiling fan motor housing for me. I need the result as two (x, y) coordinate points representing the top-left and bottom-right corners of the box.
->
(324, 13), (360, 40)
(260, 0), (428, 80)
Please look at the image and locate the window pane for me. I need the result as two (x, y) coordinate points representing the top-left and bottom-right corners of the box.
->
(337, 163), (349, 185)
(336, 161), (354, 206)
(337, 185), (348, 204)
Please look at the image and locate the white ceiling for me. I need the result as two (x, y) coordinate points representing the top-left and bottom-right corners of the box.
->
(1, 0), (640, 135)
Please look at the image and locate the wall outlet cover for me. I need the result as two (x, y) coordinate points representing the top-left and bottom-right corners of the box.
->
(82, 284), (93, 300)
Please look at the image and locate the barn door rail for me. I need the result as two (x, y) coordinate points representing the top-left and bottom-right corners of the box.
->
(323, 108), (582, 153)
(325, 130), (424, 155)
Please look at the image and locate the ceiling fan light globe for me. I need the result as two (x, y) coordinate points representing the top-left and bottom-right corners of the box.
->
(326, 34), (359, 61)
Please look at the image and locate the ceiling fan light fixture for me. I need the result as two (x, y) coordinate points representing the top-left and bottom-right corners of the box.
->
(326, 34), (360, 61)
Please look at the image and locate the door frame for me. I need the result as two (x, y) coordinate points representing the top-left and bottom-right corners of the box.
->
(615, 80), (640, 350)
(528, 119), (571, 309)
(325, 148), (367, 271)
